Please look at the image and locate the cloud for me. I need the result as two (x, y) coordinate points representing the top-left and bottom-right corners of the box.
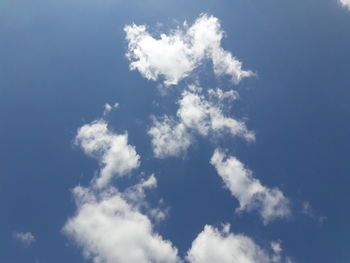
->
(148, 88), (254, 158)
(302, 201), (327, 225)
(271, 241), (282, 263)
(68, 111), (287, 262)
(186, 224), (276, 263)
(103, 102), (119, 116)
(75, 120), (140, 188)
(64, 185), (181, 263)
(340, 0), (350, 9)
(210, 149), (290, 224)
(68, 118), (180, 263)
(125, 14), (253, 86)
(13, 232), (36, 246)
(148, 116), (192, 158)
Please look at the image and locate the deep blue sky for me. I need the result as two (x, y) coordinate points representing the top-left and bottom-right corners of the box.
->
(1, 0), (350, 262)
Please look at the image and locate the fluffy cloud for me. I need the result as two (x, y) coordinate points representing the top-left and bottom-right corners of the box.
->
(64, 185), (181, 263)
(125, 14), (253, 86)
(68, 119), (181, 263)
(340, 0), (350, 9)
(75, 120), (140, 188)
(210, 149), (290, 224)
(103, 102), (119, 116)
(187, 224), (274, 263)
(13, 231), (36, 246)
(148, 88), (254, 158)
(148, 116), (192, 159)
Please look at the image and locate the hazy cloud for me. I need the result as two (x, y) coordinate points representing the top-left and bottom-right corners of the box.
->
(13, 232), (35, 246)
(149, 87), (254, 158)
(103, 102), (119, 116)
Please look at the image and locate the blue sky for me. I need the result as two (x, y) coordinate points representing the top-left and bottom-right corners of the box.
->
(1, 0), (350, 262)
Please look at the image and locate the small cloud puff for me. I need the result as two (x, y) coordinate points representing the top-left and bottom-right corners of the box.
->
(103, 102), (119, 116)
(13, 231), (36, 246)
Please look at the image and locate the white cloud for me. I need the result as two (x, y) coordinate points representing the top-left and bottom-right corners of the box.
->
(64, 186), (181, 263)
(148, 88), (254, 158)
(271, 241), (282, 263)
(125, 14), (253, 86)
(75, 120), (140, 188)
(340, 0), (350, 9)
(103, 102), (119, 116)
(210, 149), (290, 224)
(208, 88), (238, 102)
(148, 116), (192, 159)
(186, 224), (272, 263)
(177, 90), (254, 140)
(13, 232), (36, 246)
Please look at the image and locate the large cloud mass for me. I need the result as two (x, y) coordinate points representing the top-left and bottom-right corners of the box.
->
(211, 149), (290, 223)
(66, 120), (181, 263)
(125, 14), (253, 85)
(64, 186), (181, 263)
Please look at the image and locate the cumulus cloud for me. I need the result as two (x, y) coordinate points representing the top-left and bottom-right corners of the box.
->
(149, 88), (254, 158)
(75, 120), (140, 188)
(210, 149), (290, 223)
(13, 232), (36, 246)
(148, 116), (192, 158)
(340, 0), (350, 9)
(68, 118), (181, 263)
(125, 14), (253, 86)
(187, 224), (276, 263)
(64, 185), (181, 263)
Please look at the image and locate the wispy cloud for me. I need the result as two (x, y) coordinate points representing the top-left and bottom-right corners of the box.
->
(211, 149), (290, 224)
(13, 231), (36, 246)
(149, 86), (254, 158)
(340, 0), (350, 10)
(103, 102), (119, 116)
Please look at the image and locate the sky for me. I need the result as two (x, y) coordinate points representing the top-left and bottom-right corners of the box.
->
(1, 0), (350, 262)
